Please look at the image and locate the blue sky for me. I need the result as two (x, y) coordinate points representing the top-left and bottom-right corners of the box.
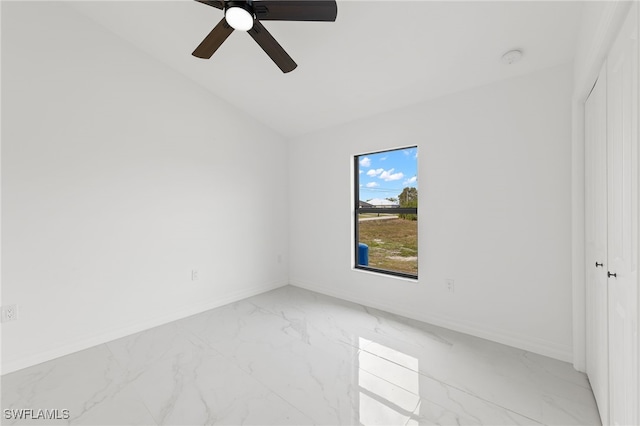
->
(358, 147), (418, 201)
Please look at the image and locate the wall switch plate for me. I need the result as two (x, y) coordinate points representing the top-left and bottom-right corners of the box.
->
(445, 279), (455, 293)
(1, 304), (18, 322)
(191, 270), (199, 281)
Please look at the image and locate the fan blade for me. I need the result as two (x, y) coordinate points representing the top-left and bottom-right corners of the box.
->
(194, 0), (224, 10)
(248, 20), (297, 73)
(253, 0), (337, 21)
(192, 18), (234, 59)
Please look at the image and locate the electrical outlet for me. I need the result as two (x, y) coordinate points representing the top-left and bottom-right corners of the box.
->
(445, 279), (455, 293)
(1, 304), (18, 322)
(191, 269), (199, 281)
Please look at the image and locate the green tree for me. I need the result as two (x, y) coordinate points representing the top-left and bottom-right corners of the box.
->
(398, 187), (417, 206)
(398, 187), (417, 220)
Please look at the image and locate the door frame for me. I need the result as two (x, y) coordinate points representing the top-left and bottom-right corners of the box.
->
(572, 0), (634, 373)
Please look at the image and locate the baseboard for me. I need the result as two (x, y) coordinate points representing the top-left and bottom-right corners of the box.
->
(290, 280), (573, 363)
(1, 280), (287, 375)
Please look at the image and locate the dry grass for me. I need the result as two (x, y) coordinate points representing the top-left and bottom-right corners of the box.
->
(358, 217), (418, 275)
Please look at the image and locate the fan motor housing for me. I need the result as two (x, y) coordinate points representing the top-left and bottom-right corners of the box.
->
(225, 1), (253, 15)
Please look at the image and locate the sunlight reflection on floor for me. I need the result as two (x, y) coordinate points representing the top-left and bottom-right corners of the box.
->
(358, 337), (421, 425)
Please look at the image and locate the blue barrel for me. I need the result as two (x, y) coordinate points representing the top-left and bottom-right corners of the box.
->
(358, 243), (369, 266)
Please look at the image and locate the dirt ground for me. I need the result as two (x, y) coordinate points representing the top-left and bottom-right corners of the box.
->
(358, 217), (417, 275)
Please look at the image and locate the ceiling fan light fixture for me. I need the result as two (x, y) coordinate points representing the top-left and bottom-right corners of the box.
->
(192, 0), (337, 73)
(226, 6), (254, 31)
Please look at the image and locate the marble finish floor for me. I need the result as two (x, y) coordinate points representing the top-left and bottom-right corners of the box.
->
(2, 286), (601, 425)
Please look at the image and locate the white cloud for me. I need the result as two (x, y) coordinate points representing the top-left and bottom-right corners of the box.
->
(403, 176), (417, 186)
(366, 167), (404, 181)
(380, 156), (387, 161)
(365, 182), (379, 188)
(380, 168), (404, 181)
(359, 170), (363, 174)
(359, 157), (371, 167)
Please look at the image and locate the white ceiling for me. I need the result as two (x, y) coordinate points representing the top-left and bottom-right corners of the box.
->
(69, 1), (584, 138)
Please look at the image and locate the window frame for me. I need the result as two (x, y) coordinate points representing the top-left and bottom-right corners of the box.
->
(354, 147), (418, 280)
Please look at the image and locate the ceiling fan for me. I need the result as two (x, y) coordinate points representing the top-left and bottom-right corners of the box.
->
(192, 0), (337, 73)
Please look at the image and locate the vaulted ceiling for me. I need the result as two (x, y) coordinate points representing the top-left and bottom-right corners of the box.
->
(70, 1), (584, 138)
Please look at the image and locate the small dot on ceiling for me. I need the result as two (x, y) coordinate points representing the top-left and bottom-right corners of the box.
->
(501, 49), (523, 65)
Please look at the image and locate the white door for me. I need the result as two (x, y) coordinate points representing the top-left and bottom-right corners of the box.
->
(585, 65), (609, 424)
(607, 3), (639, 425)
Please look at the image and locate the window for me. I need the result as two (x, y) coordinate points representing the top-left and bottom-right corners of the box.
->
(354, 147), (418, 279)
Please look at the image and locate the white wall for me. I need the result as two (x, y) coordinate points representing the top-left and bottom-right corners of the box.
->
(289, 64), (574, 361)
(1, 2), (288, 374)
(573, 1), (633, 98)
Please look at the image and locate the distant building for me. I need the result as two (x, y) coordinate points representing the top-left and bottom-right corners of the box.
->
(365, 198), (399, 208)
(359, 200), (374, 208)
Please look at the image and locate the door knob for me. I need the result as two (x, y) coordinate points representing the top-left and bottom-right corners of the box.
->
(608, 271), (617, 278)
(595, 262), (603, 268)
